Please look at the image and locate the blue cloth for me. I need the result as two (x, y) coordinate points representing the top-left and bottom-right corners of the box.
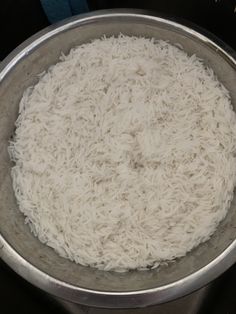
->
(40, 0), (89, 23)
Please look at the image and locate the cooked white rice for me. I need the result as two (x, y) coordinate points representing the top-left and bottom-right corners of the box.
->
(8, 35), (236, 272)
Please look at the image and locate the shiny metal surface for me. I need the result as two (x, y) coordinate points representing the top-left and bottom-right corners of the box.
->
(0, 9), (236, 308)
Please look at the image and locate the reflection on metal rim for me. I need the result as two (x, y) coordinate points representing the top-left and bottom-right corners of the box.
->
(1, 9), (236, 308)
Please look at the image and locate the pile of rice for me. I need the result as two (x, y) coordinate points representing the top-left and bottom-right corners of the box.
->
(9, 35), (236, 272)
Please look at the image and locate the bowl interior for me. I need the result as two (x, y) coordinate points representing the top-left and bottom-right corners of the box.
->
(1, 13), (236, 293)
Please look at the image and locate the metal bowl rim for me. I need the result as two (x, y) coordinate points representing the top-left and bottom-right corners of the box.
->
(1, 9), (236, 308)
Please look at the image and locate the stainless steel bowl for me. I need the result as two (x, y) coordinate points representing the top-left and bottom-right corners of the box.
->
(1, 9), (236, 309)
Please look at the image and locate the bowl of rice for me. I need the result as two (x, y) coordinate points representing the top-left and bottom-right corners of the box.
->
(1, 9), (236, 308)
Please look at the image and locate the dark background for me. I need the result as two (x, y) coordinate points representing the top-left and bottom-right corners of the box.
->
(1, 257), (236, 314)
(1, 0), (236, 60)
(1, 1), (236, 313)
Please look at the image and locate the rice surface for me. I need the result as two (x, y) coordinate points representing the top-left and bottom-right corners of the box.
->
(9, 35), (236, 272)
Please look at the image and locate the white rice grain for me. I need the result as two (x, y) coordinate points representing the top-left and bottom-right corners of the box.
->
(9, 35), (236, 271)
